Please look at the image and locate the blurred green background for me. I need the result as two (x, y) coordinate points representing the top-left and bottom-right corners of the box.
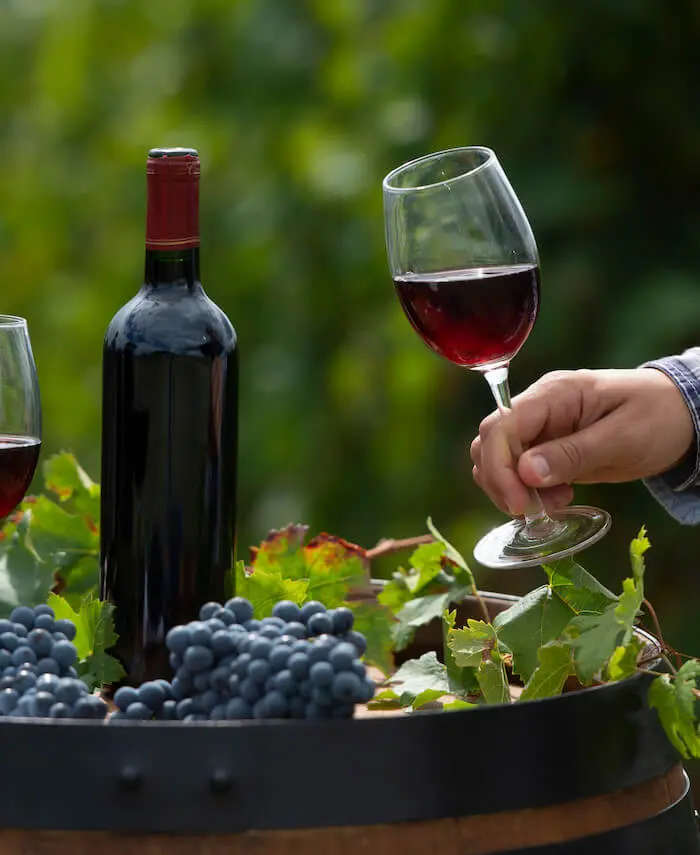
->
(2, 0), (700, 655)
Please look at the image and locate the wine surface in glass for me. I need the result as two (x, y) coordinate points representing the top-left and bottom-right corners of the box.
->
(0, 436), (41, 519)
(393, 263), (540, 368)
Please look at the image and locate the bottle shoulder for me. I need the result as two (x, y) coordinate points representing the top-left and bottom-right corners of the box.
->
(105, 284), (237, 357)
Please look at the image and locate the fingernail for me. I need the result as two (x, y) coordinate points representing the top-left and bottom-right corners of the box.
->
(529, 454), (550, 481)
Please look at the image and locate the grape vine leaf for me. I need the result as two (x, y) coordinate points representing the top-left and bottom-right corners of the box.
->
(607, 637), (645, 682)
(443, 609), (479, 696)
(543, 558), (617, 615)
(412, 688), (450, 709)
(235, 560), (309, 618)
(0, 512), (55, 615)
(520, 641), (573, 701)
(48, 592), (126, 690)
(448, 619), (498, 668)
(477, 655), (510, 705)
(43, 452), (100, 523)
(366, 689), (402, 711)
(350, 600), (394, 675)
(648, 669), (700, 759)
(444, 699), (477, 711)
(388, 651), (450, 702)
(378, 541), (450, 613)
(493, 586), (572, 682)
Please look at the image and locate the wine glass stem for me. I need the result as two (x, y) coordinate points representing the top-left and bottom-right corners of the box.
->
(483, 366), (560, 540)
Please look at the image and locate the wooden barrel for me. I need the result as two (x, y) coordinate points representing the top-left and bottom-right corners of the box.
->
(0, 593), (696, 855)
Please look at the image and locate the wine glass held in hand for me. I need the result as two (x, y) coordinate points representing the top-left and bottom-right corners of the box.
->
(382, 146), (610, 569)
(0, 316), (41, 521)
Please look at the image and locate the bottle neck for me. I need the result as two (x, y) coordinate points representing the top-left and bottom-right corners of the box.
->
(144, 247), (200, 287)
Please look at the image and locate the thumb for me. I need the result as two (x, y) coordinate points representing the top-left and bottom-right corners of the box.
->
(517, 419), (616, 488)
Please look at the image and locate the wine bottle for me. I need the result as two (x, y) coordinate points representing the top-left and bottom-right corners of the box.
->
(100, 147), (238, 685)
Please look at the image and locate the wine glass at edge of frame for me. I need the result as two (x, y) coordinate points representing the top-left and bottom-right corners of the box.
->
(382, 145), (610, 570)
(0, 315), (42, 524)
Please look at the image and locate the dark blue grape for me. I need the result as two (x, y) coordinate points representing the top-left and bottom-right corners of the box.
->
(332, 704), (354, 718)
(0, 620), (14, 635)
(211, 631), (236, 656)
(137, 681), (167, 711)
(28, 629), (52, 658)
(272, 600), (302, 623)
(36, 673), (59, 693)
(183, 713), (207, 723)
(184, 645), (214, 672)
(65, 666), (78, 678)
(0, 632), (18, 651)
(252, 698), (270, 719)
(11, 646), (36, 667)
(284, 622), (306, 640)
(0, 677), (14, 691)
(52, 632), (68, 643)
(226, 697), (252, 719)
(158, 700), (178, 720)
(0, 688), (18, 714)
(261, 616), (286, 629)
(265, 676), (276, 692)
(192, 690), (218, 714)
(53, 619), (76, 641)
(219, 653), (237, 668)
(225, 597), (254, 624)
(330, 607), (354, 635)
(250, 638), (273, 660)
(213, 608), (237, 626)
(50, 702), (72, 718)
(259, 626), (283, 640)
(171, 676), (191, 700)
(205, 618), (227, 634)
(299, 680), (311, 700)
(329, 642), (356, 672)
(86, 696), (108, 720)
(300, 601), (326, 624)
(288, 696), (306, 718)
(3, 666), (17, 678)
(31, 692), (54, 717)
(227, 674), (240, 696)
(234, 652), (252, 678)
(210, 703), (227, 720)
(240, 678), (261, 704)
(277, 634), (295, 647)
(311, 686), (333, 707)
(72, 696), (101, 719)
(235, 633), (255, 654)
(307, 612), (334, 636)
(169, 652), (182, 670)
(12, 624), (28, 638)
(248, 659), (270, 684)
(351, 659), (366, 678)
(0, 651), (11, 671)
(189, 622), (212, 647)
(155, 679), (173, 700)
(55, 677), (84, 706)
(229, 624), (247, 635)
(199, 601), (222, 621)
(359, 678), (375, 703)
(269, 645), (292, 673)
(345, 630), (367, 656)
(36, 658), (60, 676)
(51, 640), (77, 668)
(176, 698), (195, 719)
(165, 625), (191, 654)
(291, 639), (312, 655)
(10, 607), (34, 630)
(308, 644), (331, 666)
(14, 669), (36, 694)
(114, 686), (139, 712)
(210, 666), (230, 692)
(304, 702), (329, 720)
(332, 671), (363, 702)
(125, 701), (152, 720)
(34, 605), (54, 618)
(243, 619), (262, 632)
(274, 669), (296, 696)
(310, 661), (334, 687)
(264, 690), (289, 718)
(16, 695), (34, 716)
(288, 652), (310, 680)
(193, 670), (213, 692)
(34, 614), (55, 632)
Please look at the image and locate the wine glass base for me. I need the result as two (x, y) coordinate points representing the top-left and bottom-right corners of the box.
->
(472, 505), (611, 570)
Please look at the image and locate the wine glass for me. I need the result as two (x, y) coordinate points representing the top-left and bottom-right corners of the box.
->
(0, 316), (42, 522)
(382, 146), (610, 569)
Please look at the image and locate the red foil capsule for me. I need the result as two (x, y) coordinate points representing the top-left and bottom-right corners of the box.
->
(145, 147), (200, 251)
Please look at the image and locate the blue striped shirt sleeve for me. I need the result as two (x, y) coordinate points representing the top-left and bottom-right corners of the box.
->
(639, 347), (700, 525)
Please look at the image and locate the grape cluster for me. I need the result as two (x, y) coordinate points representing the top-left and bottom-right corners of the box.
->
(0, 605), (108, 720)
(111, 598), (375, 722)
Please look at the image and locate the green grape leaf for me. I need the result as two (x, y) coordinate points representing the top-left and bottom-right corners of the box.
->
(0, 512), (55, 615)
(544, 558), (617, 615)
(443, 609), (479, 696)
(405, 541), (449, 591)
(426, 516), (472, 577)
(58, 556), (100, 609)
(648, 673), (700, 759)
(520, 641), (573, 701)
(43, 452), (101, 523)
(78, 650), (126, 691)
(412, 688), (449, 709)
(377, 572), (415, 613)
(567, 606), (624, 684)
(607, 637), (645, 681)
(448, 619), (498, 668)
(477, 655), (510, 705)
(444, 699), (477, 711)
(366, 689), (402, 711)
(25, 495), (99, 571)
(389, 651), (449, 702)
(235, 560), (308, 618)
(494, 585), (572, 681)
(350, 600), (394, 675)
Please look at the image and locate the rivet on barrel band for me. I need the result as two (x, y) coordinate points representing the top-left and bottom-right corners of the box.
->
(209, 769), (233, 794)
(119, 765), (142, 792)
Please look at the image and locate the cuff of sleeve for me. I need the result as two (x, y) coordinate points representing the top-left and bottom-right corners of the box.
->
(639, 357), (700, 492)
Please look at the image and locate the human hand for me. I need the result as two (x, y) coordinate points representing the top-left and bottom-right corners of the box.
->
(470, 368), (695, 517)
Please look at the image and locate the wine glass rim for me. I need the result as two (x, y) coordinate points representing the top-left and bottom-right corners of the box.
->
(382, 146), (496, 194)
(0, 315), (27, 328)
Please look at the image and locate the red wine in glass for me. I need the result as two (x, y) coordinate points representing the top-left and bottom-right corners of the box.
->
(393, 264), (540, 369)
(0, 436), (41, 519)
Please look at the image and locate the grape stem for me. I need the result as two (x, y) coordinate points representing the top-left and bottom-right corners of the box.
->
(366, 534), (435, 560)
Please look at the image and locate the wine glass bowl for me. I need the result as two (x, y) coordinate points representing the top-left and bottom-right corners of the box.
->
(383, 147), (610, 569)
(0, 316), (41, 521)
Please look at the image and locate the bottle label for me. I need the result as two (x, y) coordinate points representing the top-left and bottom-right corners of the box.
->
(145, 153), (200, 250)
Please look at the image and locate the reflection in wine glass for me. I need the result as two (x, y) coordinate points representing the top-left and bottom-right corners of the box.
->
(383, 147), (610, 569)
